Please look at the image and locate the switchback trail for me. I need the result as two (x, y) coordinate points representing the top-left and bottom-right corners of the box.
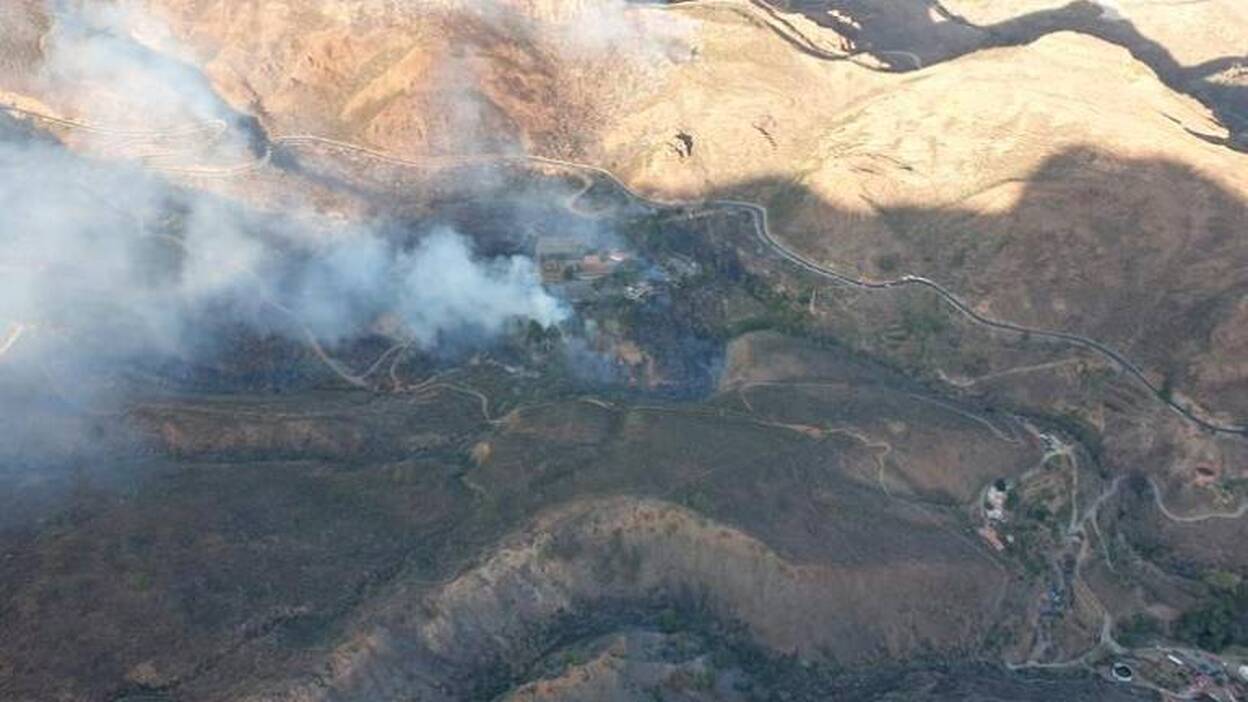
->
(440, 135), (1243, 436)
(718, 197), (1247, 436)
(135, 132), (1248, 436)
(8, 102), (1246, 435)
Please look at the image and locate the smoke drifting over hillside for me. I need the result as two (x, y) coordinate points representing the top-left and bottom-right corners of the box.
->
(284, 227), (566, 348)
(464, 0), (694, 56)
(0, 2), (568, 402)
(0, 134), (565, 359)
(41, 2), (235, 129)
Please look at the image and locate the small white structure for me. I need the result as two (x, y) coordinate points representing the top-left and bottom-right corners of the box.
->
(1238, 664), (1248, 682)
(985, 482), (1009, 522)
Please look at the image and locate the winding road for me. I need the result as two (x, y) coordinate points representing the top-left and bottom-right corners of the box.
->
(509, 151), (1245, 436)
(714, 197), (1246, 436)
(0, 103), (224, 138)
(1147, 476), (1248, 523)
(6, 103), (1247, 437)
(277, 132), (1244, 436)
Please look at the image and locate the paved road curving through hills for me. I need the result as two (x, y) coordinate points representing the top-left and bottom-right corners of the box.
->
(463, 141), (1245, 437)
(714, 198), (1248, 436)
(155, 131), (1248, 437)
(6, 103), (1246, 436)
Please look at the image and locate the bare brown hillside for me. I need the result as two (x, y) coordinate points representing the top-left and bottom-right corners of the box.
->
(71, 1), (1242, 431)
(3, 1), (1248, 700)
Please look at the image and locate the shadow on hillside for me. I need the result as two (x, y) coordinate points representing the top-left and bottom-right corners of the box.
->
(769, 0), (1248, 148)
(4, 119), (1248, 701)
(683, 144), (1248, 425)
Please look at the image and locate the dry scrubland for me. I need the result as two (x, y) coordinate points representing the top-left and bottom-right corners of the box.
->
(95, 0), (1248, 421)
(1, 0), (1247, 700)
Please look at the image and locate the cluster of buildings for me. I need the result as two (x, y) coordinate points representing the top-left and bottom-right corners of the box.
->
(530, 228), (705, 305)
(534, 232), (636, 300)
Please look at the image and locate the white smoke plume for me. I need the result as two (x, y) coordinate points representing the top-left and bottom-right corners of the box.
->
(0, 130), (568, 382)
(0, 1), (569, 401)
(41, 2), (232, 127)
(284, 226), (567, 348)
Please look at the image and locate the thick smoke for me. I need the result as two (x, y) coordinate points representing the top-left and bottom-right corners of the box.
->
(0, 136), (566, 363)
(284, 227), (566, 348)
(0, 2), (568, 404)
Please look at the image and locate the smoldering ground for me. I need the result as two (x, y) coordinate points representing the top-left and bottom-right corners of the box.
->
(0, 0), (715, 518)
(0, 126), (587, 532)
(0, 3), (575, 491)
(0, 127), (569, 412)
